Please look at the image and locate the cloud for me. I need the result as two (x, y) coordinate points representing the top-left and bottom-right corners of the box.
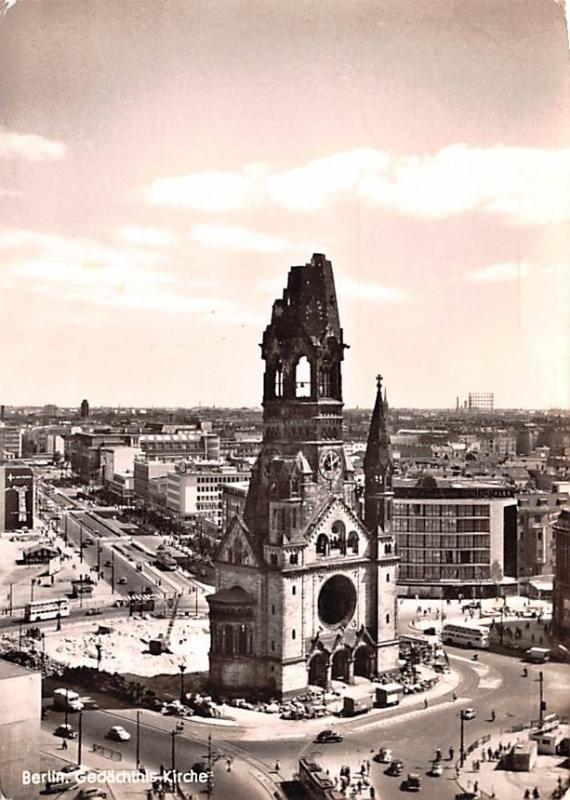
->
(146, 145), (570, 225)
(190, 224), (307, 253)
(0, 128), (66, 161)
(0, 226), (234, 317)
(117, 225), (179, 247)
(467, 262), (530, 283)
(338, 276), (406, 302)
(146, 171), (251, 212)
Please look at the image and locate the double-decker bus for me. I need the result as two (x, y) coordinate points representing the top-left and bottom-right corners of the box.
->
(442, 622), (489, 649)
(24, 597), (70, 622)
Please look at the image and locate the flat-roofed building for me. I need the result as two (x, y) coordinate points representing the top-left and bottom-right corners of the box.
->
(394, 475), (517, 598)
(166, 462), (251, 528)
(133, 459), (177, 506)
(0, 659), (41, 800)
(518, 491), (569, 580)
(0, 425), (22, 459)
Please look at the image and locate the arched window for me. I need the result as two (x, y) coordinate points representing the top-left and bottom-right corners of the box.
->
(238, 625), (248, 655)
(384, 542), (392, 555)
(316, 533), (329, 556)
(295, 356), (311, 398)
(331, 521), (346, 553)
(347, 531), (359, 554)
(274, 364), (283, 397)
(318, 367), (331, 397)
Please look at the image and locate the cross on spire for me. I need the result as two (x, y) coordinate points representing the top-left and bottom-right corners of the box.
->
(376, 373), (383, 391)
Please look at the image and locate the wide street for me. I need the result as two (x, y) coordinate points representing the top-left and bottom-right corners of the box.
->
(38, 646), (569, 800)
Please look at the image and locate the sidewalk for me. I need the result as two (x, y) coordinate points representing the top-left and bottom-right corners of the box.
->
(456, 725), (570, 800)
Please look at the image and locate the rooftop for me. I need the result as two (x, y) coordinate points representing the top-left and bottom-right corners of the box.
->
(0, 658), (39, 681)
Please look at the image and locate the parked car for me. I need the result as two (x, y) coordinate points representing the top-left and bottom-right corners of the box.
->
(44, 779), (77, 794)
(315, 729), (343, 743)
(106, 725), (131, 742)
(385, 759), (404, 776)
(85, 608), (102, 616)
(374, 747), (393, 763)
(76, 789), (107, 799)
(117, 577), (128, 586)
(59, 765), (87, 781)
(54, 723), (78, 739)
(403, 773), (422, 792)
(462, 708), (476, 720)
(428, 763), (443, 777)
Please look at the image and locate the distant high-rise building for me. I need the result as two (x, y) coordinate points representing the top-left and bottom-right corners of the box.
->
(468, 392), (494, 412)
(80, 398), (90, 418)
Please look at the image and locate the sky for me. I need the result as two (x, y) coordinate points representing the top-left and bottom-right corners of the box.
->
(0, 0), (569, 410)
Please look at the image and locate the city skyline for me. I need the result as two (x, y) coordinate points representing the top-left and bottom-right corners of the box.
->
(1, 0), (569, 409)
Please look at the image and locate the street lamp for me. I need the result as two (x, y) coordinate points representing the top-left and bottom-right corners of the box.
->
(178, 664), (187, 704)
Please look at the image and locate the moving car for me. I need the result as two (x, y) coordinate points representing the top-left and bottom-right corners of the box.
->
(403, 773), (422, 792)
(373, 747), (393, 763)
(106, 725), (131, 742)
(54, 723), (78, 739)
(85, 608), (102, 616)
(428, 763), (443, 777)
(117, 577), (128, 585)
(315, 729), (343, 743)
(385, 759), (404, 776)
(462, 708), (476, 720)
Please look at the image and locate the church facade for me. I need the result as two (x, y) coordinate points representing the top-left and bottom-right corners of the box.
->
(207, 254), (399, 698)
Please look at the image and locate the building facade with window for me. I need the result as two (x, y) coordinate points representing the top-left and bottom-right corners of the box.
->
(393, 477), (517, 598)
(166, 463), (251, 527)
(207, 254), (399, 698)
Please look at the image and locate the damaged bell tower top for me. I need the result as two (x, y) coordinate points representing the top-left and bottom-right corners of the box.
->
(260, 252), (347, 442)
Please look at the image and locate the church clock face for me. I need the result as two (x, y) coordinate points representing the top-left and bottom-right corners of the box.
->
(319, 449), (341, 480)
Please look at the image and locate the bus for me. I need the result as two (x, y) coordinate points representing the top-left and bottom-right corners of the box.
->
(442, 622), (489, 649)
(24, 598), (70, 622)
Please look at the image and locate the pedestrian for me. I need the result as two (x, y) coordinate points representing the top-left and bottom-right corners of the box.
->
(424, 698), (428, 709)
(61, 738), (68, 750)
(453, 692), (457, 701)
(524, 790), (531, 800)
(474, 781), (478, 792)
(275, 760), (280, 772)
(369, 788), (375, 799)
(532, 789), (540, 799)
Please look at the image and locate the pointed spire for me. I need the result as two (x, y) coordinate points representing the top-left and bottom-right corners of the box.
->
(364, 374), (391, 480)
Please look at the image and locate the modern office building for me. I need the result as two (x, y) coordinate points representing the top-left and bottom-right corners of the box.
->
(133, 459), (177, 507)
(552, 507), (570, 641)
(0, 659), (41, 800)
(393, 476), (517, 598)
(138, 431), (220, 461)
(166, 462), (251, 527)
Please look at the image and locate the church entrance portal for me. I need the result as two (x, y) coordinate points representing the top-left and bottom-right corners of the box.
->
(331, 648), (350, 682)
(354, 645), (373, 678)
(308, 652), (328, 689)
